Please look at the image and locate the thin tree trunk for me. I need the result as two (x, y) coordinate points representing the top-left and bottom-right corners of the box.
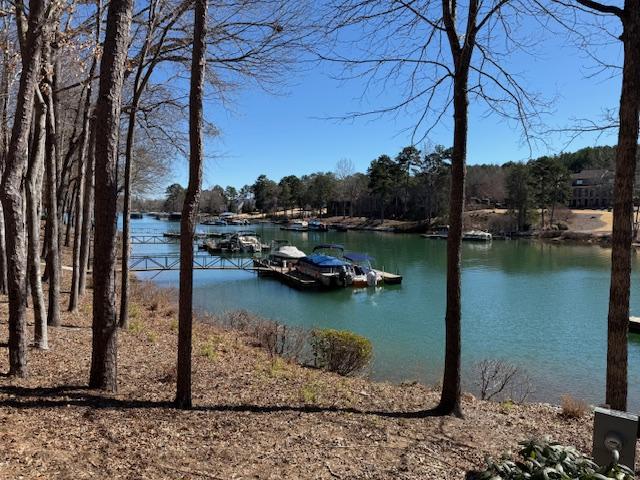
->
(0, 26), (10, 297)
(78, 0), (102, 298)
(65, 178), (78, 248)
(0, 0), (46, 376)
(69, 150), (86, 311)
(0, 205), (6, 295)
(79, 116), (96, 296)
(605, 3), (640, 411)
(89, 0), (133, 391)
(27, 92), (47, 348)
(438, 73), (468, 418)
(118, 107), (136, 329)
(176, 0), (207, 409)
(44, 54), (61, 328)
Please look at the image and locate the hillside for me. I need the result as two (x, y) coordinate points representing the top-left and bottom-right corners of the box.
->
(0, 275), (628, 479)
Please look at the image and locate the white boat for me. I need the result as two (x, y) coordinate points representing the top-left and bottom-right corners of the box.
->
(463, 230), (492, 241)
(232, 231), (266, 253)
(281, 220), (308, 231)
(269, 243), (307, 267)
(421, 226), (492, 242)
(343, 252), (383, 287)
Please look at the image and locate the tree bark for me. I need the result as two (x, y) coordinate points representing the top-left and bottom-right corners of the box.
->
(26, 92), (47, 348)
(0, 0), (46, 376)
(69, 146), (86, 311)
(79, 116), (96, 296)
(605, 1), (640, 411)
(89, 0), (133, 391)
(175, 0), (207, 409)
(78, 0), (102, 298)
(438, 72), (468, 418)
(0, 26), (10, 297)
(43, 50), (61, 328)
(118, 106), (136, 329)
(64, 179), (78, 248)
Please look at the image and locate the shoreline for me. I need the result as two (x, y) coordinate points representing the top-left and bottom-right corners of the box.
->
(1, 271), (626, 478)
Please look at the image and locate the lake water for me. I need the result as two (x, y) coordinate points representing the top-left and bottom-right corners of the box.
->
(126, 216), (640, 409)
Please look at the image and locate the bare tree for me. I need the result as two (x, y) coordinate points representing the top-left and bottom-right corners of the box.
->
(335, 158), (355, 217)
(119, 0), (190, 329)
(42, 20), (61, 328)
(69, 0), (102, 312)
(0, 0), (15, 297)
(0, 0), (46, 375)
(89, 0), (134, 391)
(546, 0), (640, 411)
(175, 0), (207, 410)
(473, 359), (533, 402)
(79, 115), (97, 296)
(571, 0), (640, 412)
(323, 0), (543, 416)
(26, 89), (48, 349)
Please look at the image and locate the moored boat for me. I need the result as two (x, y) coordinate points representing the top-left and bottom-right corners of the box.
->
(281, 219), (308, 231)
(308, 219), (329, 231)
(233, 231), (269, 253)
(295, 254), (355, 288)
(421, 226), (492, 242)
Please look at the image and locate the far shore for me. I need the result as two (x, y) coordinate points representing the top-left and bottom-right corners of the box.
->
(223, 207), (626, 245)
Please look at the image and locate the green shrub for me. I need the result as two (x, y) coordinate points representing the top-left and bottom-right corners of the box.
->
(467, 439), (635, 480)
(310, 329), (372, 376)
(129, 303), (141, 319)
(299, 382), (320, 403)
(128, 320), (144, 335)
(199, 337), (220, 361)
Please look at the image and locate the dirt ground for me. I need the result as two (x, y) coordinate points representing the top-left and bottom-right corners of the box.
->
(0, 266), (633, 479)
(567, 209), (613, 233)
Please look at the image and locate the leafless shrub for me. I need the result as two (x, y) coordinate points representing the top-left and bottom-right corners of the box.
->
(253, 320), (307, 361)
(474, 359), (534, 403)
(217, 310), (308, 362)
(560, 394), (589, 419)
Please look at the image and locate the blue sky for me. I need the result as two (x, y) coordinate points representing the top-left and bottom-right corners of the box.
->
(162, 13), (622, 194)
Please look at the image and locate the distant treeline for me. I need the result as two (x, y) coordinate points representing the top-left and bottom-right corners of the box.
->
(139, 145), (620, 230)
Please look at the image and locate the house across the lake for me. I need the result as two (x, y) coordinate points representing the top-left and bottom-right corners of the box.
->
(569, 169), (614, 209)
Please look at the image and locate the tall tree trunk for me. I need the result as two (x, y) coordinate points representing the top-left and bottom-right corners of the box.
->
(0, 205), (6, 295)
(118, 107), (135, 329)
(605, 3), (640, 411)
(438, 80), (467, 417)
(438, 70), (470, 418)
(44, 55), (61, 328)
(0, 0), (46, 376)
(69, 150), (86, 311)
(79, 116), (96, 296)
(175, 0), (207, 409)
(65, 178), (78, 248)
(0, 29), (10, 297)
(78, 0), (102, 298)
(89, 0), (133, 391)
(26, 93), (47, 348)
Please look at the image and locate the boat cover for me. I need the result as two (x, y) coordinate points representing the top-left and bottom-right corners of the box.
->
(312, 244), (345, 251)
(274, 246), (306, 259)
(344, 252), (374, 263)
(299, 254), (348, 267)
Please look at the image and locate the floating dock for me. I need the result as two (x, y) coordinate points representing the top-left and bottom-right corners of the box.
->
(253, 260), (319, 290)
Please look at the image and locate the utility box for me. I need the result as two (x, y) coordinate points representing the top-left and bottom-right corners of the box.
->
(592, 407), (638, 470)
